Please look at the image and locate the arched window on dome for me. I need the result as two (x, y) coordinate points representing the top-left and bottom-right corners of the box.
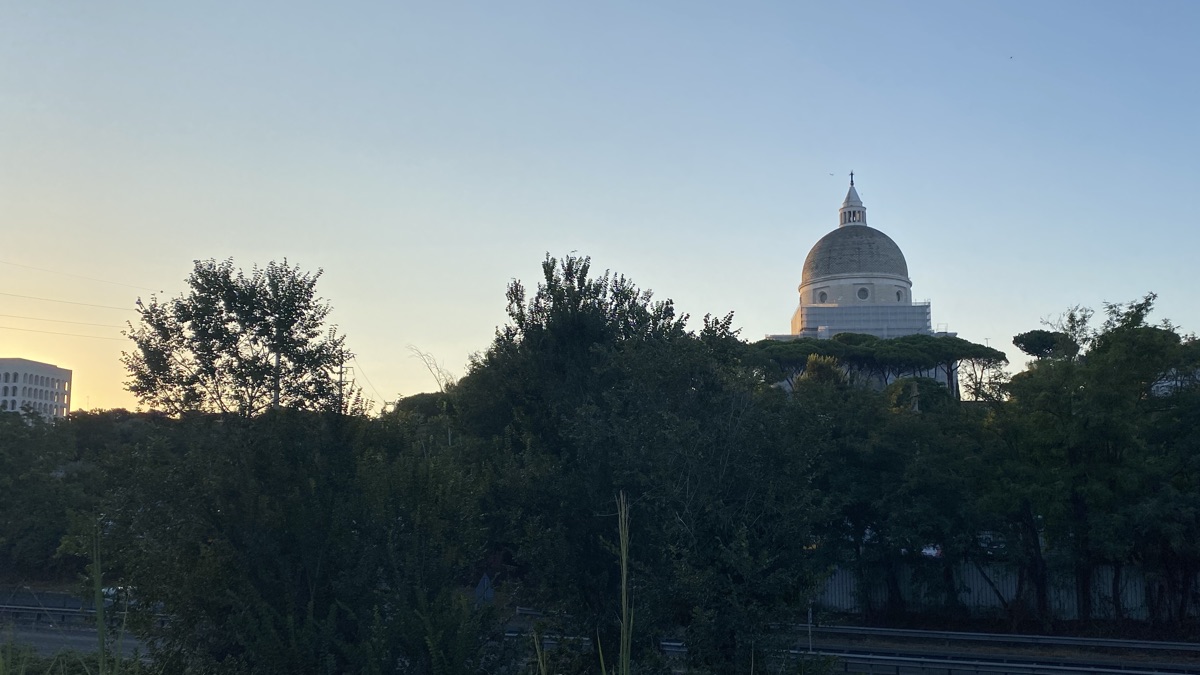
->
(897, 290), (903, 302)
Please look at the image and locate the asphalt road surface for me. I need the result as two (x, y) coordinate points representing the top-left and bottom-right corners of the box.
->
(3, 624), (143, 658)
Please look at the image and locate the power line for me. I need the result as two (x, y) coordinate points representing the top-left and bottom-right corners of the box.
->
(0, 314), (125, 328)
(0, 260), (160, 292)
(0, 325), (125, 341)
(352, 357), (386, 404)
(0, 292), (136, 312)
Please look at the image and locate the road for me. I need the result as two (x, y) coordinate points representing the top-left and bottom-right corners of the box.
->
(2, 624), (144, 658)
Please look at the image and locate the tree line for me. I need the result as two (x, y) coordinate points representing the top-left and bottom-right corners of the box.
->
(1, 256), (1198, 674)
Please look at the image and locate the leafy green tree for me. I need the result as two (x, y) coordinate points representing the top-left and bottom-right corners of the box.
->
(876, 379), (991, 615)
(754, 333), (1004, 401)
(573, 314), (829, 670)
(974, 403), (1056, 626)
(123, 259), (360, 416)
(0, 411), (83, 581)
(359, 403), (501, 675)
(803, 376), (928, 619)
(1135, 359), (1200, 624)
(454, 255), (830, 672)
(1013, 329), (1079, 360)
(93, 412), (382, 674)
(803, 353), (846, 385)
(996, 294), (1192, 622)
(452, 254), (689, 652)
(79, 400), (504, 675)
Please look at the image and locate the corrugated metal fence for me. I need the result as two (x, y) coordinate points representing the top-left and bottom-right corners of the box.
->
(818, 563), (1200, 621)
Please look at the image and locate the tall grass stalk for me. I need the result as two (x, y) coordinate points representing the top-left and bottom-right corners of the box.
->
(616, 492), (631, 675)
(596, 629), (606, 675)
(530, 630), (548, 675)
(595, 492), (633, 675)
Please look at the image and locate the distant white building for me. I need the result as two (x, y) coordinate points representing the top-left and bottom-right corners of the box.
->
(786, 176), (936, 339)
(769, 176), (959, 392)
(0, 358), (72, 418)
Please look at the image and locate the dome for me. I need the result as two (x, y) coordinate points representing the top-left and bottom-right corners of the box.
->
(801, 225), (909, 284)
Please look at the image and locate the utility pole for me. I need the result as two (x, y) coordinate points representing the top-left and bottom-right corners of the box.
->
(272, 321), (282, 410)
(272, 351), (281, 410)
(337, 362), (345, 414)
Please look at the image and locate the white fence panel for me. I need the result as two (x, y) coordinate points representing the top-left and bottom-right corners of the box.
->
(816, 563), (1183, 621)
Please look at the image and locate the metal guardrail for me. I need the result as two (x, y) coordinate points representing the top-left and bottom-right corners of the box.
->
(13, 600), (1190, 671)
(801, 649), (1200, 675)
(804, 624), (1200, 654)
(0, 603), (156, 629)
(0, 603), (97, 627)
(8, 605), (1191, 674)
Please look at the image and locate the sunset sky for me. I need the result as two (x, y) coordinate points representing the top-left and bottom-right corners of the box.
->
(3, 1), (1199, 411)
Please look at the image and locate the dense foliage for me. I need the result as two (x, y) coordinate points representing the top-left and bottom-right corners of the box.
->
(3, 257), (1199, 673)
(122, 259), (361, 416)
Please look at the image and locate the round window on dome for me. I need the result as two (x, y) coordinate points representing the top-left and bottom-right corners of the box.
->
(896, 290), (903, 302)
(857, 288), (869, 300)
(818, 291), (827, 303)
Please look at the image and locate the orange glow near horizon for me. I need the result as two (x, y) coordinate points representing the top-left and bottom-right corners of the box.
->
(0, 262), (151, 411)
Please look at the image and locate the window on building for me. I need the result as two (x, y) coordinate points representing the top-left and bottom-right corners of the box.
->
(857, 288), (869, 300)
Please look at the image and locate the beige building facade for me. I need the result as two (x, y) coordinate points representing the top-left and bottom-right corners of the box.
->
(0, 358), (72, 418)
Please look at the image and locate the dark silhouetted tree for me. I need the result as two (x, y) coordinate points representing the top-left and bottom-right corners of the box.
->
(123, 259), (361, 416)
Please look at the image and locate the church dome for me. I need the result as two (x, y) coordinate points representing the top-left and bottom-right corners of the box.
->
(801, 225), (910, 283)
(789, 177), (932, 340)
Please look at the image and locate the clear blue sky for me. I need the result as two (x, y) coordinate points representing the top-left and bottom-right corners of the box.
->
(3, 1), (1198, 409)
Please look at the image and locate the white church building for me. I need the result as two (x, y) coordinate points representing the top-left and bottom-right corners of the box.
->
(769, 176), (961, 393)
(779, 176), (940, 340)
